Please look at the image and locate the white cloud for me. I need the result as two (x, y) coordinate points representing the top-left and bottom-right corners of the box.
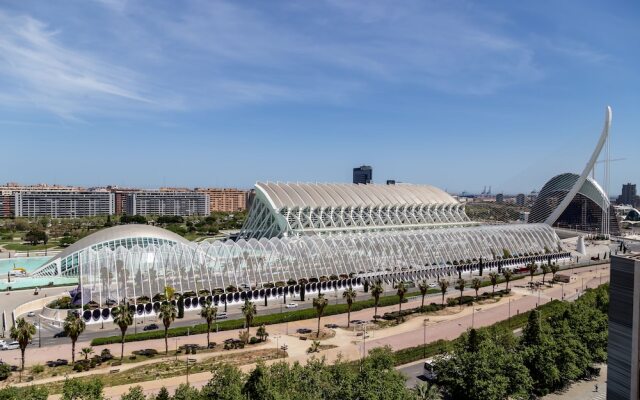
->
(0, 10), (153, 118)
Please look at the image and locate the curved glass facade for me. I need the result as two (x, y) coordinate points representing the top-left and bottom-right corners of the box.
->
(37, 223), (560, 306)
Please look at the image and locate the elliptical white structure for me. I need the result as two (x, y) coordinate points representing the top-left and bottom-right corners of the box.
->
(240, 182), (471, 239)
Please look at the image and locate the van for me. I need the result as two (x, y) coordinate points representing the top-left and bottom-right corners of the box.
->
(423, 359), (437, 381)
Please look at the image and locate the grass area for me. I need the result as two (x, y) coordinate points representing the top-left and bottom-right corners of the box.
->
(2, 242), (59, 251)
(30, 348), (282, 395)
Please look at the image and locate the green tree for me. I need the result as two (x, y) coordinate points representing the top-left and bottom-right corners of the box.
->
(0, 386), (48, 400)
(396, 281), (408, 314)
(313, 294), (329, 337)
(172, 383), (202, 400)
(356, 346), (414, 400)
(541, 264), (551, 285)
(243, 362), (276, 400)
(199, 299), (218, 346)
(241, 299), (257, 335)
(527, 263), (538, 282)
(412, 382), (441, 400)
(155, 388), (170, 400)
(371, 281), (384, 320)
(158, 302), (178, 354)
(79, 347), (93, 361)
(502, 268), (513, 292)
(63, 312), (86, 363)
(343, 287), (357, 327)
(456, 278), (466, 307)
(438, 279), (449, 306)
(550, 263), (560, 283)
(201, 363), (245, 400)
(62, 378), (104, 400)
(488, 272), (499, 296)
(471, 278), (482, 300)
(121, 386), (147, 400)
(10, 317), (36, 376)
(112, 302), (133, 360)
(418, 280), (429, 310)
(0, 363), (10, 381)
(256, 324), (269, 342)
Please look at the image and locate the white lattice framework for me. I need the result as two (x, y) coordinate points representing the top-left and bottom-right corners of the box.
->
(33, 223), (560, 305)
(240, 182), (472, 239)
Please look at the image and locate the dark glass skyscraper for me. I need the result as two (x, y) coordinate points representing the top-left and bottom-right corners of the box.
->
(353, 165), (372, 184)
(619, 183), (637, 206)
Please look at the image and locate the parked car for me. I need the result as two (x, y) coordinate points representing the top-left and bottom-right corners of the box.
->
(324, 323), (339, 329)
(143, 323), (159, 331)
(216, 312), (228, 320)
(296, 328), (312, 334)
(53, 331), (68, 338)
(428, 282), (437, 288)
(46, 359), (68, 367)
(1, 341), (19, 350)
(27, 311), (36, 317)
(285, 303), (298, 309)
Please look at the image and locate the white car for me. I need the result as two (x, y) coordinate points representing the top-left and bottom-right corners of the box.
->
(285, 303), (298, 309)
(215, 312), (228, 320)
(27, 311), (36, 317)
(428, 282), (437, 288)
(0, 341), (19, 350)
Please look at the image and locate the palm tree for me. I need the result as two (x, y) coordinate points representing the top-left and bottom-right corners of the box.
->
(541, 264), (551, 285)
(241, 299), (257, 335)
(371, 281), (384, 321)
(527, 263), (538, 283)
(313, 294), (328, 337)
(456, 278), (466, 308)
(199, 299), (218, 346)
(158, 302), (177, 355)
(343, 287), (357, 327)
(413, 381), (441, 400)
(550, 263), (560, 283)
(79, 347), (94, 361)
(502, 269), (513, 292)
(418, 280), (429, 310)
(10, 317), (35, 378)
(112, 302), (133, 360)
(438, 280), (449, 306)
(488, 272), (499, 296)
(396, 282), (408, 314)
(63, 312), (86, 363)
(256, 324), (269, 342)
(471, 278), (482, 300)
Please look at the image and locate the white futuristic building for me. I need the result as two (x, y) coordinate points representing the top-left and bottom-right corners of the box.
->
(240, 183), (471, 239)
(32, 182), (568, 322)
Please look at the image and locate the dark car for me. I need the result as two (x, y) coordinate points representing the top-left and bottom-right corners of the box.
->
(324, 323), (339, 329)
(296, 328), (312, 334)
(143, 323), (159, 331)
(106, 298), (117, 306)
(53, 331), (68, 338)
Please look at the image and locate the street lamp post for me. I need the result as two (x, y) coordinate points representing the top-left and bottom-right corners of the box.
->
(274, 334), (281, 358)
(38, 316), (41, 348)
(472, 308), (481, 328)
(422, 319), (428, 359)
(508, 299), (511, 329)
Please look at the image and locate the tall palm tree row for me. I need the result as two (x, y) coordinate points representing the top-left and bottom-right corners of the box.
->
(502, 269), (513, 292)
(342, 287), (357, 327)
(112, 302), (133, 360)
(158, 302), (178, 355)
(313, 294), (328, 337)
(200, 299), (218, 347)
(471, 278), (482, 300)
(456, 278), (466, 308)
(241, 299), (257, 334)
(488, 272), (499, 296)
(527, 263), (538, 282)
(550, 263), (560, 283)
(10, 317), (35, 377)
(63, 312), (86, 363)
(541, 264), (551, 285)
(438, 279), (449, 306)
(396, 281), (407, 314)
(418, 280), (428, 310)
(370, 281), (383, 321)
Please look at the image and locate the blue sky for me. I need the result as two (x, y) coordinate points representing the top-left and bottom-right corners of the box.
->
(0, 0), (638, 195)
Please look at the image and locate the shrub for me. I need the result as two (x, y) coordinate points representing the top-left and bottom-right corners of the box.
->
(31, 364), (45, 374)
(0, 363), (11, 381)
(249, 336), (259, 345)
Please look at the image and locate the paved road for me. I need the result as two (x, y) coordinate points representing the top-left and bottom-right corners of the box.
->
(398, 360), (428, 389)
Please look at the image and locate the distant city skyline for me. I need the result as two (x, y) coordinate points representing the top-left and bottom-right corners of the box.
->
(0, 1), (638, 193)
